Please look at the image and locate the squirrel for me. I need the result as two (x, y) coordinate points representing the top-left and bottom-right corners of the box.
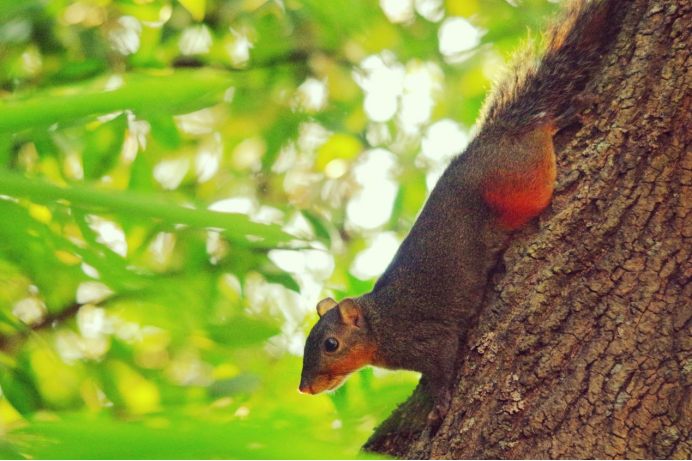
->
(299, 0), (625, 426)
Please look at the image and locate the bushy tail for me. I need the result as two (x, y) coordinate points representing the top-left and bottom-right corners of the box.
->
(479, 0), (628, 134)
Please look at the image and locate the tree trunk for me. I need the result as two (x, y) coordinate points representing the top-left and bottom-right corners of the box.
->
(364, 0), (692, 458)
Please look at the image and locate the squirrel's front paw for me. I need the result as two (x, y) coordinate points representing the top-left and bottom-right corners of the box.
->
(427, 390), (451, 433)
(428, 401), (449, 422)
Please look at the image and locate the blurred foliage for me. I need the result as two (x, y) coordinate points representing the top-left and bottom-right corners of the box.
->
(0, 0), (557, 458)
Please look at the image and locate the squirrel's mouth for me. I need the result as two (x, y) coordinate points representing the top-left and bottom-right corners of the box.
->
(305, 372), (350, 394)
(327, 375), (347, 391)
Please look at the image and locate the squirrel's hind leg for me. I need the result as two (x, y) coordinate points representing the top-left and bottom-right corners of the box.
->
(480, 125), (557, 230)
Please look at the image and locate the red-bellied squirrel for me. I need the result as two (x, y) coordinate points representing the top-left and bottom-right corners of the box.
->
(299, 0), (627, 426)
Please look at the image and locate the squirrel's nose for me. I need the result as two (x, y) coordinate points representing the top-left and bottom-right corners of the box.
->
(298, 377), (313, 394)
(298, 385), (313, 395)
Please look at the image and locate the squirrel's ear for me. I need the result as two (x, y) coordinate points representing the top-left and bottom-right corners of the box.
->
(316, 297), (337, 317)
(338, 298), (362, 328)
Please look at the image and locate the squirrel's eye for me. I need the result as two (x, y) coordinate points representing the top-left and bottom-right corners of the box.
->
(324, 337), (339, 352)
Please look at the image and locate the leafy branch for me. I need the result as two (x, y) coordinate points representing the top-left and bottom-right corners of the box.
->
(0, 171), (296, 247)
(0, 69), (232, 133)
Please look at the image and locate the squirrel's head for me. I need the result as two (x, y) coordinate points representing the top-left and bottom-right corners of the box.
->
(299, 297), (375, 395)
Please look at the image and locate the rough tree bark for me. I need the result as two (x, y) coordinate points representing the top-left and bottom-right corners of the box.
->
(364, 0), (692, 458)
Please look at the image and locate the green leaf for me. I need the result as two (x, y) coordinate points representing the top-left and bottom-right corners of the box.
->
(208, 315), (280, 348)
(261, 270), (301, 293)
(208, 373), (261, 397)
(0, 366), (42, 415)
(0, 70), (231, 134)
(148, 116), (182, 150)
(300, 210), (332, 246)
(178, 0), (206, 21)
(0, 309), (24, 331)
(128, 150), (156, 193)
(83, 113), (128, 179)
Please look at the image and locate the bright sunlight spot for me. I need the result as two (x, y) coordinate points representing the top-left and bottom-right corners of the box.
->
(86, 215), (128, 257)
(420, 119), (469, 190)
(12, 297), (46, 325)
(295, 78), (329, 113)
(380, 0), (415, 24)
(347, 148), (398, 230)
(416, 0), (445, 22)
(227, 28), (253, 66)
(399, 61), (444, 132)
(355, 53), (405, 122)
(179, 25), (213, 55)
(195, 135), (222, 182)
(76, 281), (114, 305)
(438, 16), (482, 62)
(109, 16), (141, 55)
(351, 232), (401, 280)
(421, 119), (468, 162)
(153, 158), (190, 190)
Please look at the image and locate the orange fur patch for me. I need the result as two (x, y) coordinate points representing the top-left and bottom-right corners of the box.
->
(483, 153), (556, 230)
(328, 343), (376, 376)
